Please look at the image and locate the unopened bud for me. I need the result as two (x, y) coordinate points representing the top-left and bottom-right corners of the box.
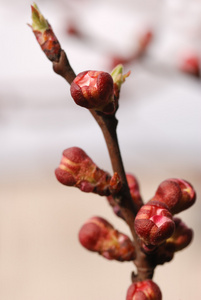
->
(134, 202), (175, 246)
(30, 3), (61, 62)
(166, 217), (193, 252)
(126, 173), (143, 210)
(126, 279), (162, 300)
(55, 147), (111, 196)
(70, 70), (116, 114)
(154, 178), (196, 214)
(79, 216), (135, 261)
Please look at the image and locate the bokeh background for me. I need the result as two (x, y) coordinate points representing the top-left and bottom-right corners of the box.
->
(1, 0), (201, 299)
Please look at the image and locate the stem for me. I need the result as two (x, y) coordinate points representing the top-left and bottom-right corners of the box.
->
(90, 110), (155, 282)
(90, 111), (138, 234)
(53, 50), (76, 84)
(51, 50), (155, 282)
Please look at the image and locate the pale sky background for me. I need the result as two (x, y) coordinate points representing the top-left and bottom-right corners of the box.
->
(0, 0), (201, 299)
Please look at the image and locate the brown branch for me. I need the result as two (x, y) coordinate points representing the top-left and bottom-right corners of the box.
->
(53, 50), (76, 84)
(51, 48), (155, 282)
(89, 110), (156, 281)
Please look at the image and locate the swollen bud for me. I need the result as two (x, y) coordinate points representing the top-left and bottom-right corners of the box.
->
(166, 217), (193, 252)
(70, 70), (116, 114)
(154, 178), (196, 214)
(30, 3), (61, 62)
(126, 173), (143, 210)
(126, 279), (162, 300)
(78, 216), (135, 261)
(134, 202), (175, 246)
(55, 147), (111, 196)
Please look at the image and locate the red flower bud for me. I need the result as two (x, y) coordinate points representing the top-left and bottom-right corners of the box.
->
(126, 279), (162, 300)
(134, 202), (175, 246)
(166, 217), (193, 252)
(30, 4), (61, 62)
(79, 216), (135, 261)
(154, 178), (196, 214)
(55, 147), (111, 196)
(126, 173), (143, 210)
(70, 70), (116, 114)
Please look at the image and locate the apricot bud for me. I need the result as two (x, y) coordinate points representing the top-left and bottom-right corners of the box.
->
(126, 173), (143, 210)
(126, 279), (162, 300)
(154, 178), (196, 214)
(70, 70), (116, 114)
(55, 147), (111, 196)
(166, 217), (193, 251)
(79, 216), (135, 261)
(30, 3), (61, 62)
(134, 202), (175, 246)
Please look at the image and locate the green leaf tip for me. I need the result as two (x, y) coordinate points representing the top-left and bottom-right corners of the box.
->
(111, 64), (131, 89)
(31, 2), (49, 32)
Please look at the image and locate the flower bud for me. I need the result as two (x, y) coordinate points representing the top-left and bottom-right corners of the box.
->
(30, 3), (61, 62)
(134, 202), (175, 246)
(126, 173), (143, 210)
(55, 147), (111, 196)
(70, 70), (116, 114)
(143, 217), (193, 265)
(79, 216), (135, 261)
(126, 279), (162, 300)
(154, 178), (196, 214)
(166, 217), (193, 252)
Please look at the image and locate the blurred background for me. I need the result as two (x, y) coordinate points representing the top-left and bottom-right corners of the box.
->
(0, 0), (201, 299)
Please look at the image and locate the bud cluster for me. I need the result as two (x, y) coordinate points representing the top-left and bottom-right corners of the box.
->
(79, 216), (136, 261)
(134, 178), (196, 250)
(30, 5), (197, 300)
